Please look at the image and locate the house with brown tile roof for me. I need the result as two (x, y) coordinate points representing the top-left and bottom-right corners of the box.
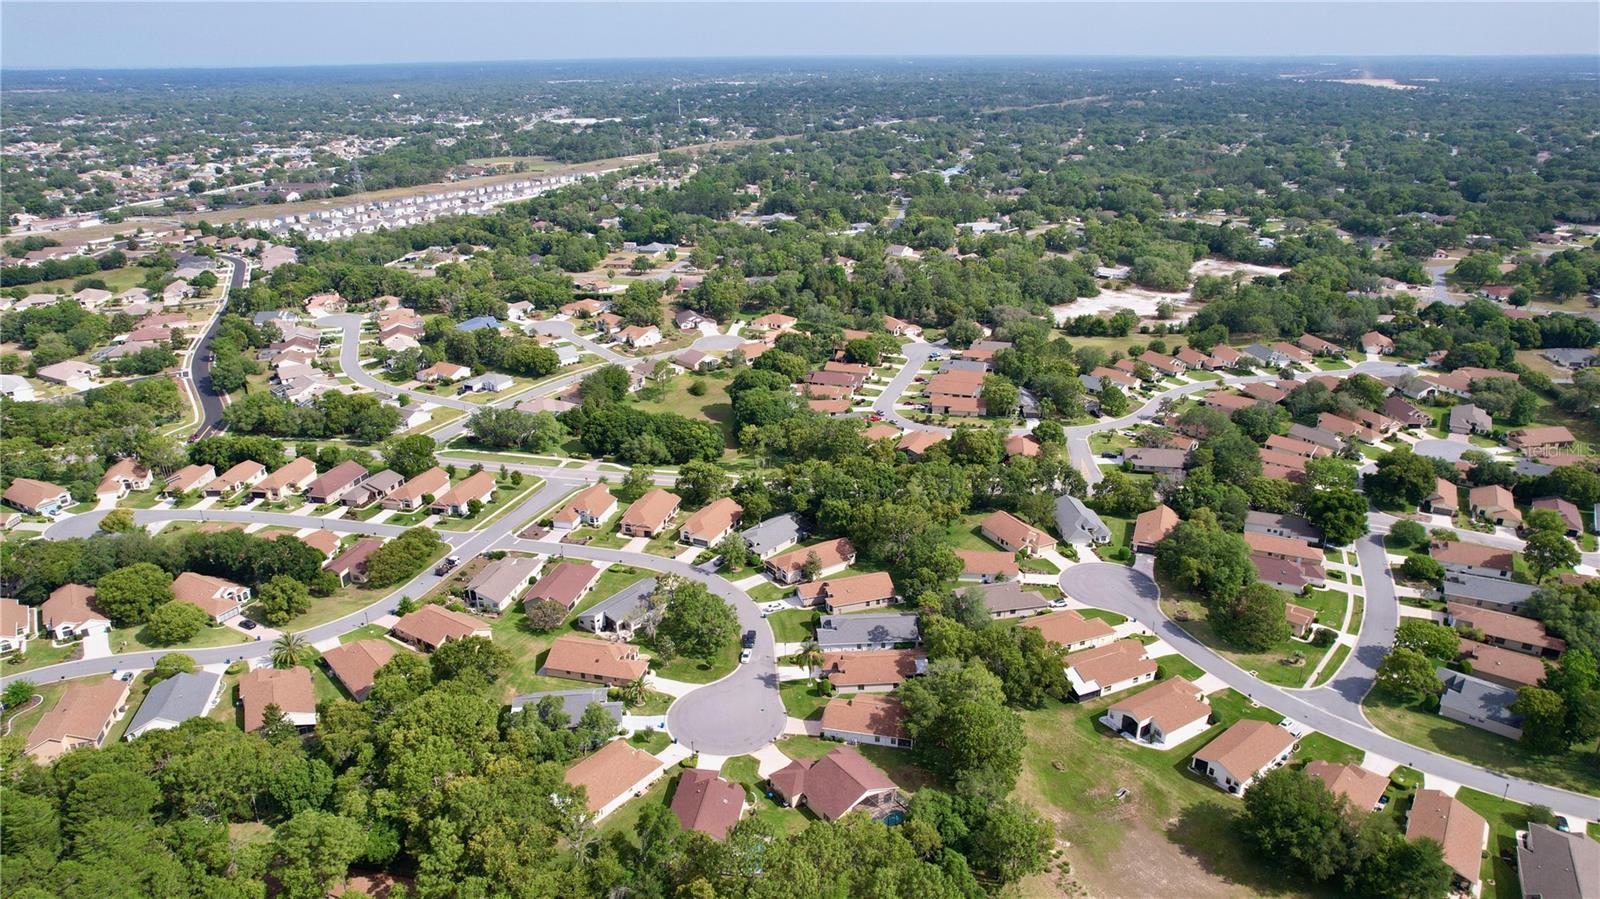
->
(953, 549), (1020, 583)
(418, 361), (470, 383)
(566, 739), (666, 819)
(896, 431), (946, 458)
(1003, 434), (1041, 458)
(1360, 331), (1394, 354)
(383, 466), (450, 511)
(820, 648), (926, 692)
(172, 572), (249, 622)
(552, 482), (618, 529)
(526, 562), (602, 610)
(299, 529), (340, 557)
(670, 769), (746, 840)
(1425, 478), (1461, 516)
(1101, 677), (1212, 747)
(1447, 603), (1565, 658)
(1244, 531), (1325, 566)
(321, 639), (401, 701)
(1296, 334), (1343, 356)
(431, 470), (497, 517)
(1304, 761), (1388, 812)
(238, 666), (317, 733)
(252, 457), (318, 501)
(1468, 484), (1521, 528)
(979, 510), (1057, 556)
(1459, 639), (1548, 689)
(542, 634), (650, 686)
(820, 694), (911, 748)
(1507, 425), (1577, 458)
(96, 459), (153, 499)
(1264, 434), (1329, 459)
(797, 571), (898, 613)
(1317, 412), (1378, 444)
(0, 597), (36, 654)
(768, 746), (902, 822)
(1189, 719), (1297, 794)
(1175, 347), (1212, 369)
(326, 537), (385, 586)
(2, 477), (73, 515)
(40, 584), (110, 638)
(1406, 789), (1488, 892)
(207, 460), (267, 496)
(1209, 345), (1245, 368)
(619, 488), (681, 537)
(765, 538), (857, 585)
(1065, 639), (1157, 700)
(1202, 391), (1258, 414)
(1431, 541), (1515, 579)
(1021, 609), (1116, 652)
(1531, 496), (1583, 537)
(1132, 504), (1181, 553)
(25, 678), (129, 763)
(305, 460), (371, 504)
(390, 604), (490, 652)
(1285, 603), (1317, 638)
(163, 463), (216, 495)
(680, 497), (743, 547)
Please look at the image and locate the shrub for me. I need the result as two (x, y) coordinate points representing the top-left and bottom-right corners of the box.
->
(687, 379), (708, 396)
(143, 601), (210, 645)
(1388, 520), (1428, 549)
(1311, 628), (1337, 648)
(525, 599), (567, 631)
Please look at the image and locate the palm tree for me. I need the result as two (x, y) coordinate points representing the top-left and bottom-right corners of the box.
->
(798, 640), (824, 681)
(270, 633), (311, 669)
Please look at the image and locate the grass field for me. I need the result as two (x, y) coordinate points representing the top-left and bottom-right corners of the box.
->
(722, 754), (809, 834)
(778, 680), (830, 720)
(109, 621), (251, 656)
(633, 373), (735, 447)
(1362, 692), (1600, 795)
(650, 639), (739, 684)
(768, 608), (820, 643)
(1310, 644), (1351, 687)
(1161, 597), (1329, 688)
(1453, 787), (1542, 899)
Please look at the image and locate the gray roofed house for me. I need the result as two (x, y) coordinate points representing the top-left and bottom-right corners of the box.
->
(1244, 511), (1322, 543)
(465, 556), (543, 612)
(1515, 459), (1556, 478)
(124, 671), (223, 740)
(342, 469), (405, 507)
(1539, 347), (1598, 370)
(964, 581), (1051, 619)
(1243, 343), (1289, 366)
(938, 359), (989, 374)
(1287, 423), (1344, 451)
(252, 310), (299, 328)
(1055, 495), (1112, 545)
(1515, 823), (1600, 899)
(1080, 374), (1105, 393)
(815, 612), (922, 652)
(509, 688), (625, 727)
(462, 372), (514, 393)
(742, 513), (806, 559)
(1448, 403), (1493, 435)
(1441, 574), (1538, 612)
(554, 344), (582, 366)
(574, 577), (658, 636)
(1437, 668), (1524, 739)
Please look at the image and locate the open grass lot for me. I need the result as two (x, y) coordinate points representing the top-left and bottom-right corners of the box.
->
(1161, 597), (1329, 688)
(3, 638), (83, 674)
(1295, 587), (1350, 631)
(778, 679), (829, 720)
(634, 372), (735, 446)
(1362, 692), (1600, 795)
(767, 608), (819, 643)
(338, 623), (391, 644)
(933, 511), (1007, 552)
(747, 581), (796, 605)
(650, 638), (739, 684)
(1310, 644), (1351, 687)
(110, 622), (251, 656)
(1013, 685), (1328, 898)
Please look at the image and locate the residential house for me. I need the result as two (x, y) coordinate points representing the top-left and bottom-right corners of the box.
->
(460, 372), (514, 394)
(765, 538), (856, 585)
(541, 634), (649, 686)
(1360, 331), (1394, 354)
(455, 316), (502, 333)
(390, 604), (490, 652)
(299, 529), (341, 557)
(1189, 719), (1297, 795)
(238, 666), (317, 733)
(1244, 532), (1326, 588)
(0, 374), (36, 402)
(1430, 541), (1515, 579)
(1285, 603), (1317, 638)
(980, 510), (1057, 556)
(1531, 497), (1583, 537)
(418, 361), (471, 383)
(251, 457), (318, 502)
(1303, 761), (1388, 812)
(1468, 484), (1522, 528)
(1515, 824), (1600, 899)
(40, 584), (110, 638)
(1459, 639), (1548, 689)
(1202, 391), (1258, 414)
(304, 292), (346, 316)
(967, 581), (1051, 619)
(305, 460), (370, 505)
(1064, 639), (1158, 700)
(25, 679), (130, 763)
(1438, 668), (1524, 739)
(670, 769), (746, 841)
(798, 571), (898, 614)
(383, 467), (450, 511)
(1287, 423), (1345, 452)
(1447, 603), (1565, 658)
(95, 459), (153, 500)
(1243, 343), (1291, 367)
(1383, 396), (1432, 428)
(465, 556), (543, 613)
(820, 648), (926, 692)
(814, 612), (922, 652)
(3, 477), (74, 516)
(321, 639), (400, 701)
(1055, 494), (1112, 545)
(1296, 334), (1343, 357)
(741, 513), (806, 558)
(325, 538), (383, 586)
(820, 694), (912, 749)
(206, 460), (267, 496)
(1175, 347), (1212, 370)
(430, 470), (497, 516)
(172, 572), (249, 622)
(1139, 351), (1187, 377)
(1125, 447), (1189, 483)
(0, 597), (35, 654)
(552, 482), (619, 529)
(618, 324), (663, 348)
(162, 463), (216, 496)
(1100, 677), (1213, 748)
(509, 688), (624, 728)
(565, 739), (665, 821)
(679, 497), (743, 547)
(1449, 404), (1493, 436)
(1405, 790), (1489, 895)
(884, 315), (922, 338)
(748, 313), (798, 335)
(574, 578), (657, 636)
(1132, 504), (1181, 553)
(673, 308), (708, 331)
(1020, 609), (1117, 652)
(1003, 434), (1041, 459)
(1209, 345), (1244, 369)
(1441, 573), (1537, 613)
(162, 280), (194, 304)
(768, 746), (903, 823)
(342, 469), (405, 508)
(897, 431), (947, 459)
(1425, 478), (1461, 516)
(953, 549), (1020, 583)
(525, 562), (602, 610)
(123, 671), (223, 740)
(1507, 426), (1577, 458)
(1318, 412), (1378, 443)
(1244, 511), (1322, 544)
(619, 488), (681, 538)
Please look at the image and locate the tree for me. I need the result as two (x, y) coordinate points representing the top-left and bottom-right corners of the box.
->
(383, 434), (437, 478)
(1394, 619), (1459, 661)
(364, 527), (444, 588)
(1365, 449), (1438, 510)
(1239, 767), (1350, 883)
(147, 653), (196, 683)
(255, 574), (311, 626)
(1153, 512), (1254, 603)
(1097, 384), (1130, 416)
(99, 508), (136, 533)
(980, 375), (1019, 418)
(94, 562), (173, 625)
(1399, 555), (1445, 586)
(2, 679), (37, 710)
(800, 551), (823, 583)
(525, 598), (567, 631)
(271, 633), (313, 669)
(621, 465), (654, 500)
(270, 810), (368, 899)
(899, 660), (1023, 793)
(1541, 648), (1600, 746)
(1212, 582), (1290, 652)
(143, 600), (208, 644)
(674, 459), (728, 507)
(1304, 488), (1369, 546)
(655, 578), (738, 660)
(1388, 519), (1428, 550)
(1525, 529), (1580, 581)
(1375, 647), (1443, 703)
(1093, 468), (1158, 517)
(1509, 686), (1569, 754)
(429, 635), (513, 685)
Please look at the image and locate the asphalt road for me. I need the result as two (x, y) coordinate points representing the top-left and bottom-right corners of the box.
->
(186, 253), (248, 438)
(1057, 562), (1598, 817)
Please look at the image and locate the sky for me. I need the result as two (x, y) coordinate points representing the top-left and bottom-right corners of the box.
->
(2, 1), (1597, 70)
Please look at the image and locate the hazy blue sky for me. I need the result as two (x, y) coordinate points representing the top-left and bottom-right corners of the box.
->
(3, 1), (1597, 69)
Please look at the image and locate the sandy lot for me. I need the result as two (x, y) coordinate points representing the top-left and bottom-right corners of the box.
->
(1054, 287), (1193, 324)
(1189, 258), (1290, 280)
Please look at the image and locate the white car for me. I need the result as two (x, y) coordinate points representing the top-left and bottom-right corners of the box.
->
(760, 600), (789, 614)
(1048, 598), (1070, 609)
(739, 648), (753, 664)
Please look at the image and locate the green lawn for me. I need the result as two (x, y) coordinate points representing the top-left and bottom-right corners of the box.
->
(597, 767), (676, 842)
(1162, 597), (1329, 688)
(1348, 596), (1365, 633)
(649, 638), (739, 684)
(3, 638), (83, 674)
(1295, 587), (1350, 632)
(432, 478), (544, 531)
(776, 735), (933, 791)
(1310, 644), (1351, 687)
(109, 622), (251, 656)
(778, 680), (830, 720)
(1078, 608), (1128, 626)
(722, 754), (808, 835)
(1019, 556), (1060, 575)
(1363, 692), (1600, 795)
(1094, 512), (1136, 565)
(338, 623), (391, 644)
(767, 608), (820, 643)
(1455, 787), (1541, 899)
(634, 373), (735, 447)
(747, 581), (795, 604)
(934, 512), (1004, 552)
(1292, 732), (1362, 766)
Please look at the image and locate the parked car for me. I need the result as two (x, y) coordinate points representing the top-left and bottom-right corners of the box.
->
(739, 648), (752, 664)
(435, 555), (461, 575)
(741, 630), (757, 648)
(239, 619), (258, 631)
(760, 601), (789, 614)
